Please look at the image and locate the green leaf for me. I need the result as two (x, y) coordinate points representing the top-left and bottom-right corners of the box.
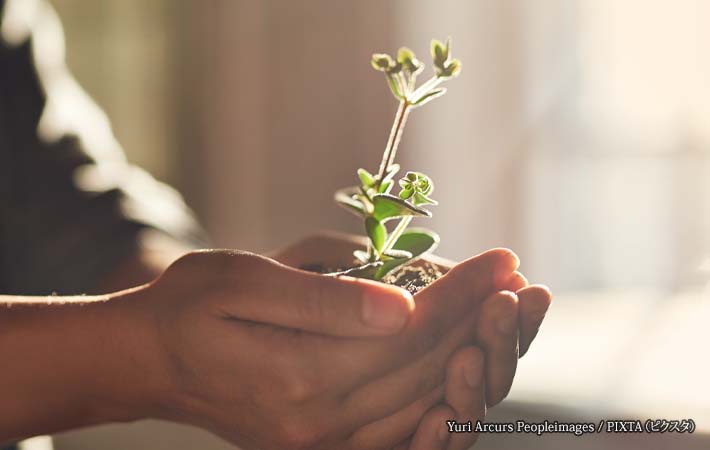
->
(431, 39), (447, 66)
(371, 53), (394, 71)
(412, 192), (438, 206)
(438, 59), (461, 78)
(334, 187), (366, 217)
(397, 47), (423, 75)
(393, 228), (439, 256)
(398, 171), (436, 205)
(373, 228), (440, 279)
(386, 74), (403, 99)
(357, 168), (375, 187)
(373, 256), (409, 280)
(383, 249), (413, 259)
(399, 187), (413, 200)
(387, 62), (403, 75)
(412, 88), (447, 106)
(397, 47), (415, 64)
(365, 217), (386, 253)
(372, 194), (432, 222)
(378, 180), (393, 194)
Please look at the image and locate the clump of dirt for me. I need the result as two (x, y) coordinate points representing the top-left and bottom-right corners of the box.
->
(381, 262), (442, 294)
(301, 261), (442, 294)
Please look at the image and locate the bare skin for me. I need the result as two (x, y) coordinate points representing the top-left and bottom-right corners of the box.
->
(0, 235), (551, 450)
(275, 232), (552, 450)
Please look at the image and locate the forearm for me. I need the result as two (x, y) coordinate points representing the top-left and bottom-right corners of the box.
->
(0, 287), (163, 443)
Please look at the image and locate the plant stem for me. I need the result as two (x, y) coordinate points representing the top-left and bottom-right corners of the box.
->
(382, 216), (413, 254)
(411, 76), (443, 102)
(376, 100), (411, 185)
(373, 76), (446, 258)
(376, 76), (444, 187)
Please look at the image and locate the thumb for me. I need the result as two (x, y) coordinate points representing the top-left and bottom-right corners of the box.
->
(231, 255), (415, 337)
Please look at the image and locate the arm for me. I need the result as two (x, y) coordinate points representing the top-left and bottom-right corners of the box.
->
(0, 251), (415, 445)
(1, 247), (540, 450)
(0, 229), (194, 441)
(0, 288), (157, 442)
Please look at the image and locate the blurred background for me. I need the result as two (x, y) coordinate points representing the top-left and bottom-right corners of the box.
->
(38, 0), (709, 449)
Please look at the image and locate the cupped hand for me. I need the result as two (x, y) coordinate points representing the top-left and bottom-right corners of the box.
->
(128, 240), (523, 450)
(273, 232), (552, 449)
(139, 250), (417, 449)
(273, 232), (551, 397)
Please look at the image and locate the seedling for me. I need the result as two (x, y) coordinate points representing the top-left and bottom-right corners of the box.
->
(334, 38), (461, 280)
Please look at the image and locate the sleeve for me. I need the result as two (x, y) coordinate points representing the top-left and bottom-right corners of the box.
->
(0, 0), (210, 295)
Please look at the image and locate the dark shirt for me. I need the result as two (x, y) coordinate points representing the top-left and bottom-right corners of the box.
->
(1, 0), (207, 446)
(0, 0), (207, 297)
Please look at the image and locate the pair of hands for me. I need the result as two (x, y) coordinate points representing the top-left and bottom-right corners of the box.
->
(119, 233), (550, 450)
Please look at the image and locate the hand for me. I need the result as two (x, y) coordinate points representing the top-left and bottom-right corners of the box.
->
(273, 232), (552, 449)
(133, 243), (520, 449)
(133, 250), (418, 449)
(408, 284), (552, 450)
(272, 232), (551, 394)
(0, 240), (524, 448)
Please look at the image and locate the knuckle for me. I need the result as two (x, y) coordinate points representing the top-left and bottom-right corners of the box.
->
(163, 250), (260, 285)
(457, 345), (485, 367)
(162, 251), (203, 280)
(224, 251), (261, 277)
(282, 372), (320, 405)
(284, 377), (311, 404)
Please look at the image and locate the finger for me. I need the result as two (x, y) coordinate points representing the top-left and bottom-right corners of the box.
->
(221, 254), (415, 337)
(385, 248), (520, 366)
(501, 270), (528, 292)
(346, 384), (444, 450)
(342, 305), (479, 426)
(428, 248), (520, 302)
(296, 248), (520, 395)
(392, 438), (412, 450)
(444, 346), (486, 450)
(475, 290), (519, 406)
(405, 249), (520, 354)
(517, 285), (552, 357)
(409, 405), (455, 450)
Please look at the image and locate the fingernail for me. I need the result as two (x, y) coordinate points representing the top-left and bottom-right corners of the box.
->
(362, 289), (413, 332)
(464, 359), (482, 388)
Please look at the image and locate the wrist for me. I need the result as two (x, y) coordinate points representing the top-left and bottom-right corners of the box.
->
(87, 284), (175, 424)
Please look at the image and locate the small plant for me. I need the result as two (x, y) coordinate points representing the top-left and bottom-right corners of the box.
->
(334, 38), (461, 280)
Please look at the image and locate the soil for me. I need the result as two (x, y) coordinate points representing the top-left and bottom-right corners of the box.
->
(381, 263), (442, 294)
(301, 261), (443, 294)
